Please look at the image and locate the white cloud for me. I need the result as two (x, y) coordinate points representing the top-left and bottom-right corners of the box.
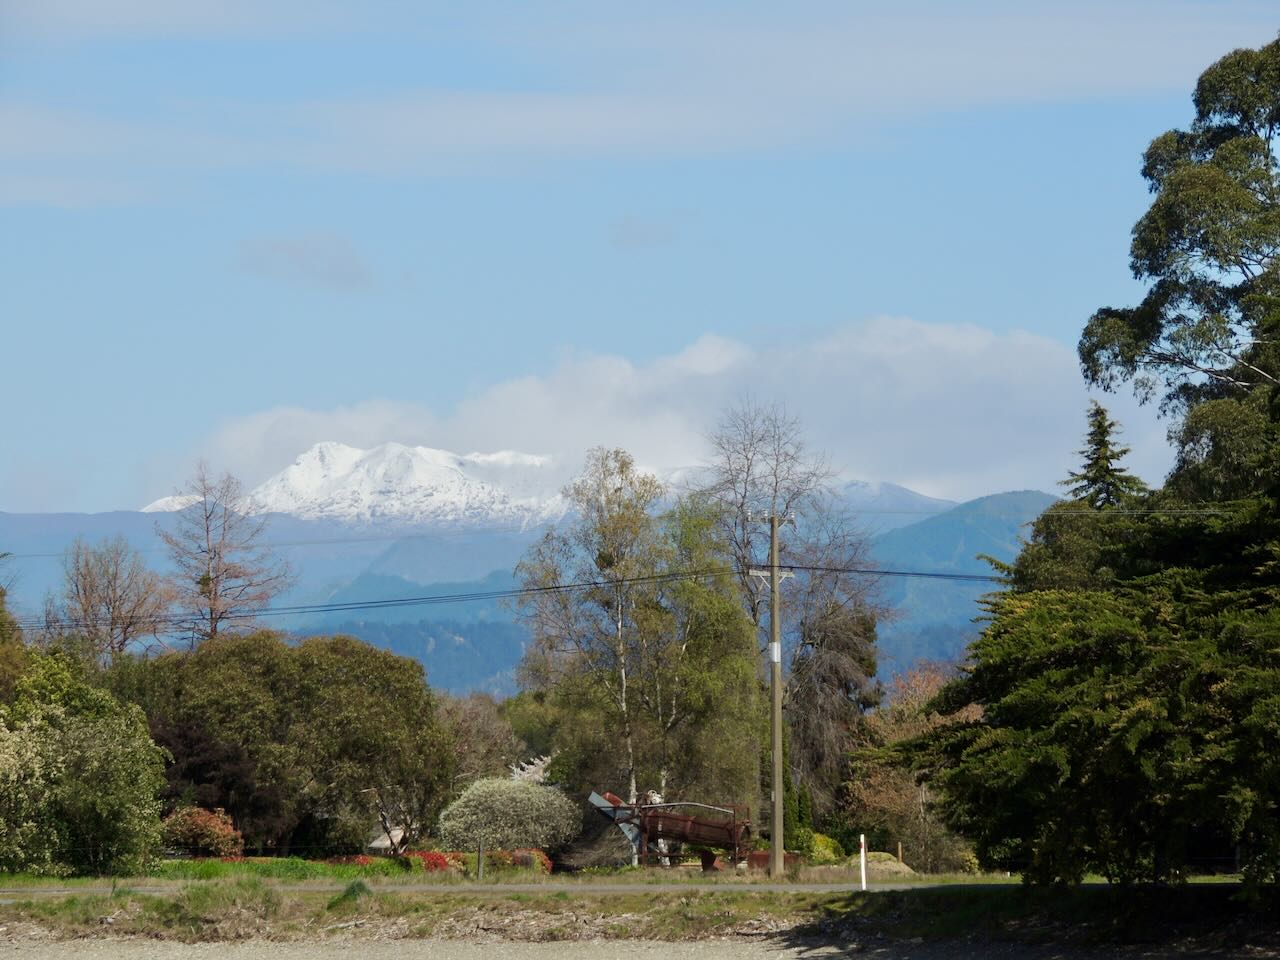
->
(177, 319), (1173, 505)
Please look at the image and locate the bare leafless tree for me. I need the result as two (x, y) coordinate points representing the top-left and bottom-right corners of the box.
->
(701, 400), (882, 819)
(54, 535), (170, 663)
(157, 463), (292, 643)
(437, 692), (526, 796)
(703, 400), (834, 629)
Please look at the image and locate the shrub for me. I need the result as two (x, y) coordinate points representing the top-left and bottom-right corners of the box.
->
(788, 825), (815, 857)
(162, 807), (244, 858)
(438, 779), (580, 852)
(324, 854), (373, 867)
(481, 848), (553, 873)
(810, 832), (845, 865)
(1, 659), (167, 876)
(327, 878), (373, 911)
(402, 850), (463, 872)
(514, 848), (553, 874)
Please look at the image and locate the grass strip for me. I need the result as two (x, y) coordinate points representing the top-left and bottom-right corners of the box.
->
(1, 879), (1274, 949)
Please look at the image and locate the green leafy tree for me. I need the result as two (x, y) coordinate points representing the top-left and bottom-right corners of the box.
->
(635, 497), (763, 808)
(0, 654), (165, 875)
(517, 459), (763, 814)
(42, 702), (167, 874)
(113, 632), (454, 855)
(913, 37), (1280, 892)
(1079, 36), (1280, 501)
(0, 716), (56, 874)
(0, 569), (20, 646)
(0, 579), (27, 704)
(515, 448), (670, 804)
(437, 778), (580, 852)
(916, 582), (1280, 886)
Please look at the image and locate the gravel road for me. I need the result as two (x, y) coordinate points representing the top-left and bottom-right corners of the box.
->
(0, 941), (1246, 960)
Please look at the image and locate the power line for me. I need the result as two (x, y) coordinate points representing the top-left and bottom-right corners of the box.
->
(785, 563), (1000, 583)
(9, 563), (1002, 631)
(9, 568), (731, 630)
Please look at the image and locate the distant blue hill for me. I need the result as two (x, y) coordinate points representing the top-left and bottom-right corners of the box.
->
(315, 568), (520, 627)
(313, 617), (526, 697)
(1, 487), (1057, 690)
(304, 489), (1058, 689)
(869, 490), (1059, 670)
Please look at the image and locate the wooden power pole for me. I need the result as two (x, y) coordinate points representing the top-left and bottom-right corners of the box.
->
(769, 514), (785, 877)
(751, 514), (791, 878)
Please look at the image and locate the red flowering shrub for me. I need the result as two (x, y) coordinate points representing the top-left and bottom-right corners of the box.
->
(403, 850), (461, 872)
(162, 807), (244, 858)
(325, 854), (374, 866)
(516, 849), (553, 874)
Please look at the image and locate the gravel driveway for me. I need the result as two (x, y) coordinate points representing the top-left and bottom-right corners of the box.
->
(0, 941), (1249, 960)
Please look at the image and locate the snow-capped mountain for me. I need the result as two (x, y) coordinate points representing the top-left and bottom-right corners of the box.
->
(138, 441), (959, 533)
(140, 494), (200, 513)
(144, 442), (569, 527)
(839, 480), (956, 532)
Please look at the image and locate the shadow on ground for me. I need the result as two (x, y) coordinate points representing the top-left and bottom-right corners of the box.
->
(764, 884), (1280, 959)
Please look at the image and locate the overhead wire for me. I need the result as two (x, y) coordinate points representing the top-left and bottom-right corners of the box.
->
(8, 562), (1003, 632)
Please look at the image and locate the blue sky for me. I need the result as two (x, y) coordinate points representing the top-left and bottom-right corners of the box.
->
(2, 1), (1277, 511)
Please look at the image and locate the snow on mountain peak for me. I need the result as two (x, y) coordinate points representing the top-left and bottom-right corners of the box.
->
(245, 442), (568, 527)
(140, 494), (200, 513)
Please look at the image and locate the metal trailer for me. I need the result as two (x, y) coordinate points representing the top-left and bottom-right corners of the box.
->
(589, 791), (752, 870)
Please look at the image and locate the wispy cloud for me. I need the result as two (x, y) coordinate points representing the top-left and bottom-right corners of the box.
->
(1, 0), (345, 39)
(173, 318), (1172, 506)
(607, 214), (682, 251)
(4, 3), (1275, 204)
(238, 232), (373, 291)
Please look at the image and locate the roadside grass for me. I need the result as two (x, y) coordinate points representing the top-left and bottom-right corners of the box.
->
(0, 858), (1014, 889)
(12, 878), (292, 942)
(1, 881), (1275, 948)
(354, 889), (834, 940)
(0, 858), (1244, 890)
(0, 873), (121, 888)
(326, 879), (374, 911)
(0, 884), (837, 941)
(150, 857), (446, 883)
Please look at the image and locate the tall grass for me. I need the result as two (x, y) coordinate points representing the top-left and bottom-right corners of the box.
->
(149, 856), (414, 882)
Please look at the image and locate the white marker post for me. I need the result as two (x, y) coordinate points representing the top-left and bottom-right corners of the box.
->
(859, 834), (867, 892)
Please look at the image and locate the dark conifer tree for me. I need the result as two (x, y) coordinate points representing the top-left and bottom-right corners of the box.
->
(1061, 401), (1147, 508)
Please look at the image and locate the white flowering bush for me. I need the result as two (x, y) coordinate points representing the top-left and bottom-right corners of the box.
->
(438, 778), (580, 851)
(0, 720), (60, 874)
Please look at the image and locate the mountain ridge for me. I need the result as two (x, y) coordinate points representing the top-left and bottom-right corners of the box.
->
(4, 470), (1057, 692)
(143, 441), (570, 528)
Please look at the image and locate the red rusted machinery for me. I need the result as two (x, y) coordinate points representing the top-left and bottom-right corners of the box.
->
(589, 791), (752, 869)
